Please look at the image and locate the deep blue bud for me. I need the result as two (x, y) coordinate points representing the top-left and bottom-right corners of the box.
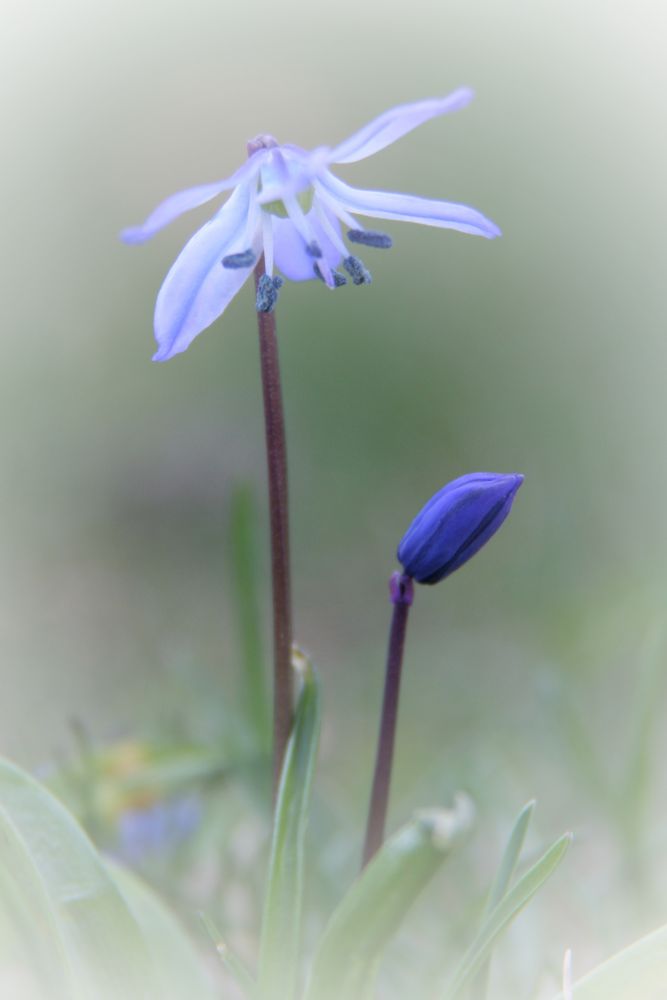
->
(397, 472), (524, 585)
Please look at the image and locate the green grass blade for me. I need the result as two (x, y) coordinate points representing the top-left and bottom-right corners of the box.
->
(483, 800), (536, 916)
(470, 800), (535, 999)
(200, 912), (256, 997)
(305, 795), (475, 1000)
(443, 832), (572, 999)
(257, 653), (321, 1000)
(553, 923), (667, 999)
(229, 483), (270, 752)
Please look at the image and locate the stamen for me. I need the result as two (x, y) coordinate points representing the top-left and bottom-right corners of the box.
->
(314, 264), (347, 286)
(280, 188), (331, 281)
(343, 255), (372, 286)
(222, 248), (256, 269)
(311, 200), (349, 259)
(347, 229), (393, 249)
(256, 274), (284, 313)
(262, 213), (275, 276)
(313, 182), (359, 232)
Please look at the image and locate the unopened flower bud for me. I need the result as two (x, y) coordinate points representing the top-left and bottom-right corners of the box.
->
(397, 472), (523, 585)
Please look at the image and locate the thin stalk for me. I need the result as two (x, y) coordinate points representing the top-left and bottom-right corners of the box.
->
(253, 254), (294, 799)
(362, 572), (414, 868)
(228, 484), (270, 753)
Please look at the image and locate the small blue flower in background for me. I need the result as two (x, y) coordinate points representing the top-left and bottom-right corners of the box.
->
(116, 794), (202, 865)
(122, 89), (501, 361)
(397, 473), (523, 585)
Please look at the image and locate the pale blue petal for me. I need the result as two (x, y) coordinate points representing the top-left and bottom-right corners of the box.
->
(329, 89), (474, 165)
(153, 183), (258, 361)
(121, 157), (263, 245)
(321, 173), (501, 239)
(272, 209), (342, 282)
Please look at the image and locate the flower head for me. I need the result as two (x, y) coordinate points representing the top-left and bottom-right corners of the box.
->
(122, 89), (500, 361)
(397, 472), (523, 585)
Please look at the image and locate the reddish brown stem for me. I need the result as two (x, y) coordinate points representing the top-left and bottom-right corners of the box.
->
(253, 257), (293, 799)
(361, 572), (414, 867)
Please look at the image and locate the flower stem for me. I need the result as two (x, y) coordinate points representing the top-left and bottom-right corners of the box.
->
(253, 256), (294, 799)
(361, 572), (414, 868)
(228, 484), (270, 754)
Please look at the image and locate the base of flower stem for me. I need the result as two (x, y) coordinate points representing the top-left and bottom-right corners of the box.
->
(361, 572), (413, 867)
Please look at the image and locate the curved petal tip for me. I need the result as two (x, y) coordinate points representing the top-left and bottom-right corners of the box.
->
(120, 226), (150, 245)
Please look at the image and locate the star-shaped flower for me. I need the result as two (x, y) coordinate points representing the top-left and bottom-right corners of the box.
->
(122, 89), (500, 361)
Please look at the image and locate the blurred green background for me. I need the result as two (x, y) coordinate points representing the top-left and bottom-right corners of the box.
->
(2, 0), (667, 994)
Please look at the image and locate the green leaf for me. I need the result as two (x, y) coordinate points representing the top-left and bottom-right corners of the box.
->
(552, 923), (667, 999)
(484, 800), (535, 916)
(0, 756), (158, 999)
(470, 800), (535, 999)
(0, 802), (73, 998)
(200, 911), (255, 997)
(107, 859), (218, 999)
(443, 832), (572, 999)
(256, 652), (321, 1000)
(229, 483), (270, 752)
(305, 795), (475, 1000)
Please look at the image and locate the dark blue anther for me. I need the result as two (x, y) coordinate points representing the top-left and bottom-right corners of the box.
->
(306, 240), (323, 258)
(256, 274), (284, 313)
(343, 255), (372, 285)
(347, 229), (393, 249)
(222, 248), (256, 269)
(313, 263), (348, 286)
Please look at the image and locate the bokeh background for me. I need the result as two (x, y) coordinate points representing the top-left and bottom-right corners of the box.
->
(2, 0), (667, 995)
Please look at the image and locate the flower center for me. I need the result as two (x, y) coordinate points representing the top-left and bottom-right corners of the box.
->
(259, 149), (314, 217)
(262, 188), (314, 218)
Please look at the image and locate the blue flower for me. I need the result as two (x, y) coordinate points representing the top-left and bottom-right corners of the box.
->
(122, 89), (501, 362)
(397, 473), (523, 585)
(116, 795), (202, 865)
